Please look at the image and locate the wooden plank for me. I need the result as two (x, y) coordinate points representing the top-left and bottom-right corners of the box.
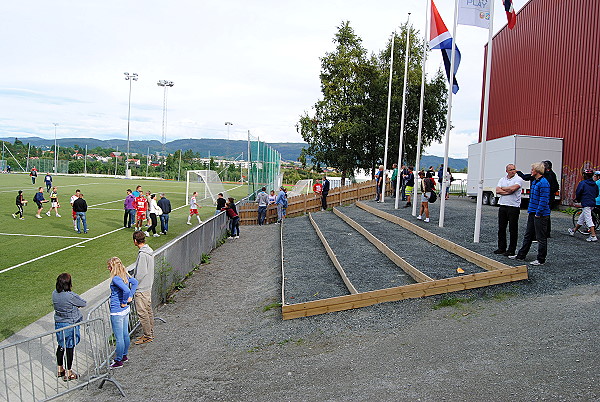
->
(332, 207), (433, 283)
(308, 212), (358, 294)
(280, 218), (286, 307)
(282, 265), (528, 319)
(356, 201), (510, 272)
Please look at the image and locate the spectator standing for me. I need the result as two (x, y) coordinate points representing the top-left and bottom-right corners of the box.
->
(402, 166), (415, 208)
(375, 165), (384, 202)
(52, 273), (86, 381)
(134, 190), (148, 231)
(130, 231), (155, 345)
(256, 187), (269, 225)
(30, 168), (38, 184)
(391, 164), (398, 198)
(73, 193), (88, 234)
(70, 189), (80, 232)
(123, 189), (135, 228)
(12, 190), (26, 220)
(437, 164), (444, 187)
(44, 173), (53, 193)
(321, 176), (330, 210)
(400, 165), (409, 201)
(47, 186), (61, 217)
(215, 193), (226, 215)
(517, 160), (559, 237)
(443, 168), (454, 200)
(6, 164), (11, 173)
(595, 171), (600, 209)
(224, 197), (240, 238)
(276, 187), (287, 223)
(146, 193), (160, 237)
(510, 162), (551, 265)
(568, 169), (599, 242)
(33, 187), (48, 218)
(417, 171), (434, 223)
(107, 257), (138, 368)
(268, 190), (277, 205)
(187, 191), (202, 225)
(494, 164), (524, 257)
(145, 191), (152, 227)
(157, 193), (172, 235)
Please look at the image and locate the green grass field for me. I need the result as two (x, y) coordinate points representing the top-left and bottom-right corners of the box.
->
(0, 172), (248, 341)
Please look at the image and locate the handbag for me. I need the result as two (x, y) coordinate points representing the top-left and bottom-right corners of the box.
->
(156, 206), (163, 216)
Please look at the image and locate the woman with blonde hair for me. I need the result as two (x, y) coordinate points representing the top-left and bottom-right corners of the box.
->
(107, 257), (138, 368)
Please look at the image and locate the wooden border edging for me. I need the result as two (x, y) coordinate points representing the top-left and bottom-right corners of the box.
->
(280, 220), (286, 307)
(308, 213), (358, 295)
(356, 201), (509, 272)
(332, 207), (433, 283)
(281, 265), (528, 319)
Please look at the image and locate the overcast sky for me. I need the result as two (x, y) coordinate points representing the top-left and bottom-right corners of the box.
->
(1, 0), (519, 158)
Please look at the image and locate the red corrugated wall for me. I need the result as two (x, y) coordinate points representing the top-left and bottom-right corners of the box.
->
(482, 0), (600, 204)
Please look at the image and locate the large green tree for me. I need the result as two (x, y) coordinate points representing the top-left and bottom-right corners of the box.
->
(299, 22), (448, 179)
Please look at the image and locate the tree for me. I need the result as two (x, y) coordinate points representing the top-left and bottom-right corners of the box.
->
(298, 21), (373, 182)
(299, 22), (448, 179)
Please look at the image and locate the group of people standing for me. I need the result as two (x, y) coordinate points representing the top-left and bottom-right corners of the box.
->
(255, 186), (289, 225)
(52, 231), (156, 378)
(494, 160), (598, 266)
(124, 185), (172, 237)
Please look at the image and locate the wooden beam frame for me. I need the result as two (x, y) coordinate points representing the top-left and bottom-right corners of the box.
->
(308, 213), (358, 294)
(281, 202), (529, 320)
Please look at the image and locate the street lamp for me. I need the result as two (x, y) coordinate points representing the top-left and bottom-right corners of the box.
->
(53, 123), (59, 174)
(157, 80), (174, 157)
(124, 72), (138, 177)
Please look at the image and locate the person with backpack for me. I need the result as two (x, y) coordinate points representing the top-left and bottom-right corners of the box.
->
(417, 171), (435, 223)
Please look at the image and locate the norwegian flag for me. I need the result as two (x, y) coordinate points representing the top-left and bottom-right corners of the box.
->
(430, 0), (461, 94)
(503, 0), (517, 29)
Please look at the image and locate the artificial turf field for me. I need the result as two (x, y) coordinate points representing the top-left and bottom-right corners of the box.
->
(0, 172), (248, 341)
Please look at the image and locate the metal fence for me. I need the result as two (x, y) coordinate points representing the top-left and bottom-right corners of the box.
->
(0, 318), (123, 402)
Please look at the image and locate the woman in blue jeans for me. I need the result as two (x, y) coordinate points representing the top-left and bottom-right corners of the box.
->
(107, 256), (138, 368)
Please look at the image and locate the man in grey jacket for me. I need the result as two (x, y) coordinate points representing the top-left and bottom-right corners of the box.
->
(256, 187), (269, 225)
(131, 231), (155, 344)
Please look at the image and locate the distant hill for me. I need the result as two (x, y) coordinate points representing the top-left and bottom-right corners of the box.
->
(0, 137), (306, 162)
(1, 136), (468, 169)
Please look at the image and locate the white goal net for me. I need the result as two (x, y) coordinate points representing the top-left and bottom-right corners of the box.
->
(288, 179), (313, 197)
(186, 170), (229, 207)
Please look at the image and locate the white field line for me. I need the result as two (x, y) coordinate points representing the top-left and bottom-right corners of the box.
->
(0, 233), (92, 240)
(0, 227), (126, 274)
(0, 183), (101, 194)
(91, 208), (122, 211)
(88, 199), (123, 208)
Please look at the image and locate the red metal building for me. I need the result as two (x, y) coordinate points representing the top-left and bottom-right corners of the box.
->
(482, 0), (600, 204)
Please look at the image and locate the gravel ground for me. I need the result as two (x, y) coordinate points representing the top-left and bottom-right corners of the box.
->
(311, 211), (413, 292)
(65, 198), (600, 401)
(337, 204), (485, 279)
(282, 215), (349, 303)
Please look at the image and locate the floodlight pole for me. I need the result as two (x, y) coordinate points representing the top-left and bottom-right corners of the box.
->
(53, 123), (58, 174)
(124, 72), (138, 178)
(158, 80), (174, 177)
(84, 145), (87, 175)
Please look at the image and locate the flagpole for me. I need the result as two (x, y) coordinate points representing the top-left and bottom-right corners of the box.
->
(412, 0), (430, 217)
(395, 13), (411, 209)
(473, 0), (495, 242)
(383, 32), (395, 204)
(438, 0), (460, 227)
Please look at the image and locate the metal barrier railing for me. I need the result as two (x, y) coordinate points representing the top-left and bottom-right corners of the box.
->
(0, 318), (124, 401)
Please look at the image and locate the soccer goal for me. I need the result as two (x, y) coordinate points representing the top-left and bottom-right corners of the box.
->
(185, 170), (229, 207)
(288, 179), (313, 197)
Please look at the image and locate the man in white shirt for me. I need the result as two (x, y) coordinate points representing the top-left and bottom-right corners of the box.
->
(494, 164), (524, 257)
(70, 189), (80, 232)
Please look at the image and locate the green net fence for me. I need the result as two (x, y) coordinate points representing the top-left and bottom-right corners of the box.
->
(27, 159), (69, 174)
(247, 133), (281, 200)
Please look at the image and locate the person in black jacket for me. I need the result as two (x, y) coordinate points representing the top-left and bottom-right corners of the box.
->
(72, 193), (88, 234)
(157, 193), (172, 235)
(321, 176), (330, 210)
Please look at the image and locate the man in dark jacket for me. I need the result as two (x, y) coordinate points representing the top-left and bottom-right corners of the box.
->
(568, 170), (599, 242)
(321, 176), (330, 210)
(510, 162), (551, 266)
(517, 159), (560, 237)
(157, 193), (172, 235)
(72, 193), (88, 234)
